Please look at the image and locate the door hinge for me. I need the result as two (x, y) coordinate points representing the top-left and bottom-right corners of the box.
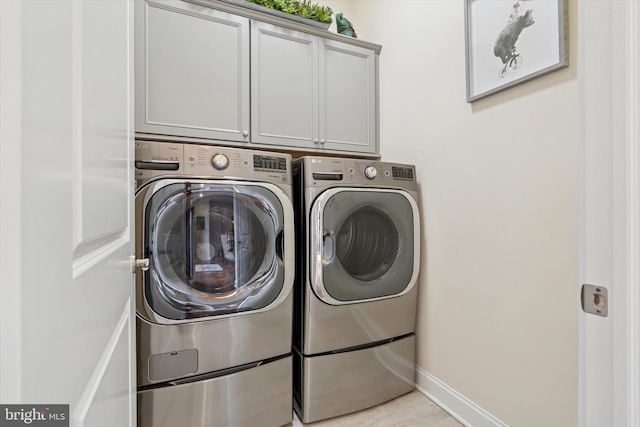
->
(581, 284), (608, 317)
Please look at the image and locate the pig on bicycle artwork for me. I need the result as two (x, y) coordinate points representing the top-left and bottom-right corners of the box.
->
(465, 0), (567, 102)
(494, 1), (535, 78)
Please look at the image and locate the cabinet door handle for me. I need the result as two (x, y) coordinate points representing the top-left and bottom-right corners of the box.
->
(314, 138), (320, 144)
(320, 139), (326, 144)
(243, 130), (249, 137)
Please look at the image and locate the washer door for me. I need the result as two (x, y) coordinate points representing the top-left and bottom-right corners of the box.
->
(309, 188), (420, 304)
(138, 180), (292, 323)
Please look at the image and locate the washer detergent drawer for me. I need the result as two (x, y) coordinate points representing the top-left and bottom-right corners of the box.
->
(295, 335), (415, 424)
(138, 356), (292, 427)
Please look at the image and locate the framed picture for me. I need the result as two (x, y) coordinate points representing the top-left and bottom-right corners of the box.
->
(464, 0), (569, 102)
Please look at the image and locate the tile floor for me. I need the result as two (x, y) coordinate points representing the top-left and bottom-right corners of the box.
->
(290, 390), (464, 427)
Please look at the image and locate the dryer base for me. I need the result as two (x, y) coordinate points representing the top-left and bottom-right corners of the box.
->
(138, 355), (292, 427)
(294, 335), (415, 424)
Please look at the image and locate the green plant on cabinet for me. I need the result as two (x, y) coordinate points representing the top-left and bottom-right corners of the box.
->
(244, 0), (333, 24)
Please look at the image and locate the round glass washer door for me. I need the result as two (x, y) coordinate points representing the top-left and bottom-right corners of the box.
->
(309, 188), (420, 304)
(140, 180), (291, 322)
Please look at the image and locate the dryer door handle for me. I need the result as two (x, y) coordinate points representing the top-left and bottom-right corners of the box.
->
(322, 230), (336, 264)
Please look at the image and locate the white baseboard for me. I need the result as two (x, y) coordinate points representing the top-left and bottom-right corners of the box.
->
(415, 367), (509, 427)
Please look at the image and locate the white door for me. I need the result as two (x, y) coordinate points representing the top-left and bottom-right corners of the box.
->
(0, 1), (135, 426)
(579, 1), (640, 426)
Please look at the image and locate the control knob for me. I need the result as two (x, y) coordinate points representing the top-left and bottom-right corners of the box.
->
(211, 153), (229, 170)
(364, 165), (377, 179)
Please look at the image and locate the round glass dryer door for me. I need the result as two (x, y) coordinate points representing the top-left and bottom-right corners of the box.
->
(142, 181), (290, 321)
(310, 188), (420, 304)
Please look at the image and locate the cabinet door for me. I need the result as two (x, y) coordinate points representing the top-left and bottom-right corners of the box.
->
(136, 1), (250, 142)
(251, 21), (318, 148)
(319, 39), (377, 154)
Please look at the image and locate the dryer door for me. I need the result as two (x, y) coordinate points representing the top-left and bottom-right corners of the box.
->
(309, 188), (420, 304)
(138, 179), (293, 323)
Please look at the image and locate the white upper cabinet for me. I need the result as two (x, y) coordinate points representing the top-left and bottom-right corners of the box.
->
(319, 39), (377, 153)
(251, 22), (318, 147)
(135, 0), (380, 156)
(136, 0), (250, 142)
(251, 22), (377, 154)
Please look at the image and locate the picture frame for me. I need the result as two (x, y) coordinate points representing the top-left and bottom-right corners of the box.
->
(464, 0), (569, 103)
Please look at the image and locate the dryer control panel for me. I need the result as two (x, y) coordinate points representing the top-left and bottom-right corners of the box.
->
(297, 156), (417, 191)
(134, 141), (292, 189)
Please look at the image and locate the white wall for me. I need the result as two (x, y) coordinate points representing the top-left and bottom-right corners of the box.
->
(331, 2), (579, 426)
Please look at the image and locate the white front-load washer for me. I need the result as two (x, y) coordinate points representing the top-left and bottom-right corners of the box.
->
(134, 141), (294, 427)
(293, 156), (421, 423)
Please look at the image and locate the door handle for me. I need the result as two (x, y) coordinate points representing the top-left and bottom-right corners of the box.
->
(322, 230), (335, 264)
(131, 257), (149, 273)
(275, 229), (285, 262)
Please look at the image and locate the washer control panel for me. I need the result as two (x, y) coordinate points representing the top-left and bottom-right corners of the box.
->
(134, 141), (291, 189)
(253, 154), (288, 172)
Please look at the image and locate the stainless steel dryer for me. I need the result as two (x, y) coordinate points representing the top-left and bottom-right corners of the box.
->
(293, 156), (421, 423)
(134, 142), (294, 427)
